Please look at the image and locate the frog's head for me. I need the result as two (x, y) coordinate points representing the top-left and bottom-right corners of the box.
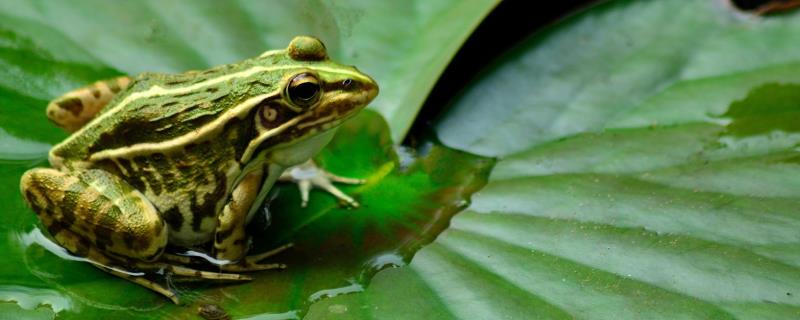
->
(242, 36), (379, 165)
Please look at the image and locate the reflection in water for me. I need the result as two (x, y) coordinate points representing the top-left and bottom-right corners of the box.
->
(17, 228), (91, 263)
(176, 250), (232, 266)
(394, 145), (417, 170)
(367, 252), (406, 271)
(238, 309), (300, 320)
(308, 281), (363, 303)
(0, 285), (73, 313)
(17, 228), (145, 277)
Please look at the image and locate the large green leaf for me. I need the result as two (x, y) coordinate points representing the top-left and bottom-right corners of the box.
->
(0, 0), (497, 318)
(306, 1), (800, 319)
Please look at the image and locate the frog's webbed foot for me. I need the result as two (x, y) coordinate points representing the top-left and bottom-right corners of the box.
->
(280, 160), (364, 208)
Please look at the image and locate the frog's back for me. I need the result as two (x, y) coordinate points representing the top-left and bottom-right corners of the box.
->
(50, 57), (283, 165)
(46, 59), (283, 246)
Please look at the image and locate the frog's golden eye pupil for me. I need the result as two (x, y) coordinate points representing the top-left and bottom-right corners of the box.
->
(287, 73), (321, 107)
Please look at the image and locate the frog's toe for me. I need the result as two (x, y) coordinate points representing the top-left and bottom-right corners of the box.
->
(309, 175), (360, 208)
(325, 172), (366, 184)
(220, 262), (286, 273)
(217, 243), (293, 272)
(98, 264), (180, 304)
(246, 242), (294, 262)
(162, 264), (251, 282)
(128, 276), (180, 304)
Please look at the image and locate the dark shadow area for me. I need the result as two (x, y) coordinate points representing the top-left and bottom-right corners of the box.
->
(405, 0), (597, 146)
(731, 0), (794, 10)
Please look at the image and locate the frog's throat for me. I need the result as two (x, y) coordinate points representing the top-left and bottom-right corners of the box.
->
(86, 93), (274, 162)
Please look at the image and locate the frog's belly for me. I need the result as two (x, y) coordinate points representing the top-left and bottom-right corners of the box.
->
(102, 153), (240, 247)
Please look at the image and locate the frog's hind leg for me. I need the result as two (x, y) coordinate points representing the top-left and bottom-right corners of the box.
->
(20, 168), (167, 261)
(20, 168), (179, 301)
(21, 168), (251, 303)
(47, 76), (132, 132)
(39, 224), (181, 304)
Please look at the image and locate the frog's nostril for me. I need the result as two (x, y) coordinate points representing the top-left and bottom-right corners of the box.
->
(342, 79), (353, 87)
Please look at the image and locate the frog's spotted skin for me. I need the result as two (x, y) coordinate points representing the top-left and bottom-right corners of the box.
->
(47, 77), (132, 132)
(20, 36), (378, 303)
(21, 168), (167, 261)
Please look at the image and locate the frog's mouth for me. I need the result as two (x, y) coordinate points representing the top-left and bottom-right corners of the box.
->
(287, 76), (379, 135)
(300, 90), (376, 129)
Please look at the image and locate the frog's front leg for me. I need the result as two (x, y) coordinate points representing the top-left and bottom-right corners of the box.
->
(213, 167), (292, 272)
(280, 159), (365, 208)
(47, 76), (131, 132)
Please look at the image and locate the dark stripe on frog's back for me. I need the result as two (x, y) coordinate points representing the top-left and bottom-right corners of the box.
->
(98, 136), (237, 196)
(89, 103), (256, 191)
(94, 123), (248, 231)
(51, 61), (278, 161)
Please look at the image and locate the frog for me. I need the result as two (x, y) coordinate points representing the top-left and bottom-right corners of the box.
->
(19, 36), (378, 304)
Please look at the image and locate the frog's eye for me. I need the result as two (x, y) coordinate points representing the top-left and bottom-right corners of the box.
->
(286, 73), (321, 108)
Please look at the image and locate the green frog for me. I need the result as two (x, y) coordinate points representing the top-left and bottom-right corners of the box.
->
(19, 36), (378, 303)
